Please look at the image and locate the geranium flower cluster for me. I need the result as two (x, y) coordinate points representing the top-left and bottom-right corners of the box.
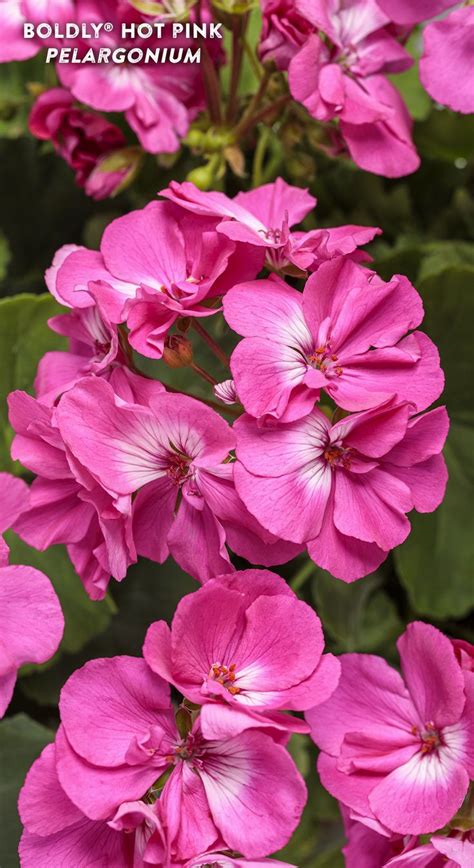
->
(7, 178), (449, 595)
(18, 567), (339, 866)
(1, 0), (473, 194)
(306, 621), (474, 867)
(264, 0), (474, 177)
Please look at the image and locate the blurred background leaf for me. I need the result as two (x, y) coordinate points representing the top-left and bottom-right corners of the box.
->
(0, 714), (54, 868)
(0, 293), (66, 470)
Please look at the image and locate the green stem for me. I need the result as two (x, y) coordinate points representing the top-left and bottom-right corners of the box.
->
(226, 15), (247, 124)
(234, 93), (290, 142)
(290, 559), (315, 592)
(243, 35), (263, 80)
(192, 320), (229, 367)
(200, 41), (222, 124)
(252, 125), (271, 187)
(166, 384), (241, 418)
(191, 361), (218, 387)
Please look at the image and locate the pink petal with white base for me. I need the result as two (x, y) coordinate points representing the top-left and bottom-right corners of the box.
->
(200, 730), (306, 858)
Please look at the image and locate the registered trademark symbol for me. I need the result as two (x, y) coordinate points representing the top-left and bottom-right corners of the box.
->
(104, 22), (114, 32)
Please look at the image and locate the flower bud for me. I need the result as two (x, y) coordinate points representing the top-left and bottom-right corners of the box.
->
(163, 335), (193, 368)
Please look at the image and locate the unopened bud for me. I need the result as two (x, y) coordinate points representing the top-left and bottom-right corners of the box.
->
(163, 335), (193, 368)
(186, 161), (217, 191)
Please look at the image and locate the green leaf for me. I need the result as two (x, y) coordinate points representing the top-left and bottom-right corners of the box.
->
(312, 571), (403, 653)
(390, 63), (431, 122)
(395, 422), (474, 619)
(5, 532), (116, 656)
(394, 262), (474, 619)
(0, 714), (54, 868)
(415, 109), (474, 163)
(0, 292), (66, 470)
(0, 231), (11, 281)
(419, 264), (474, 420)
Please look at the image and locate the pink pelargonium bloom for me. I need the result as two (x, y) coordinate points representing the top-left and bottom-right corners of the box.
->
(224, 257), (443, 423)
(55, 378), (302, 582)
(258, 0), (314, 70)
(340, 806), (415, 868)
(55, 655), (307, 859)
(19, 741), (171, 867)
(7, 389), (139, 600)
(234, 400), (449, 581)
(419, 6), (474, 115)
(34, 275), (159, 406)
(307, 622), (474, 836)
(289, 1), (420, 177)
(161, 178), (381, 274)
(341, 805), (474, 868)
(56, 0), (205, 153)
(29, 88), (130, 200)
(143, 568), (340, 739)
(385, 835), (474, 867)
(47, 202), (262, 358)
(0, 0), (73, 62)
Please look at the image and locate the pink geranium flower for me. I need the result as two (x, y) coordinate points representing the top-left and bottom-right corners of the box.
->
(307, 622), (474, 836)
(234, 400), (449, 581)
(385, 835), (474, 867)
(19, 741), (169, 867)
(143, 568), (340, 738)
(342, 805), (474, 867)
(0, 0), (73, 62)
(258, 0), (313, 70)
(29, 88), (130, 200)
(8, 390), (138, 600)
(224, 257), (443, 422)
(55, 378), (301, 582)
(161, 178), (380, 274)
(54, 655), (307, 859)
(55, 0), (205, 153)
(48, 202), (262, 358)
(34, 276), (163, 406)
(288, 0), (419, 177)
(0, 474), (64, 718)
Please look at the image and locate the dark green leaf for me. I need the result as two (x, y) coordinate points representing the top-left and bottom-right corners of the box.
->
(312, 571), (403, 653)
(0, 714), (54, 868)
(395, 422), (474, 619)
(0, 293), (66, 470)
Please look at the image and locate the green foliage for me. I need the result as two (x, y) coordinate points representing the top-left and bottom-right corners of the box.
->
(393, 253), (474, 618)
(0, 293), (66, 470)
(0, 715), (54, 868)
(312, 570), (403, 654)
